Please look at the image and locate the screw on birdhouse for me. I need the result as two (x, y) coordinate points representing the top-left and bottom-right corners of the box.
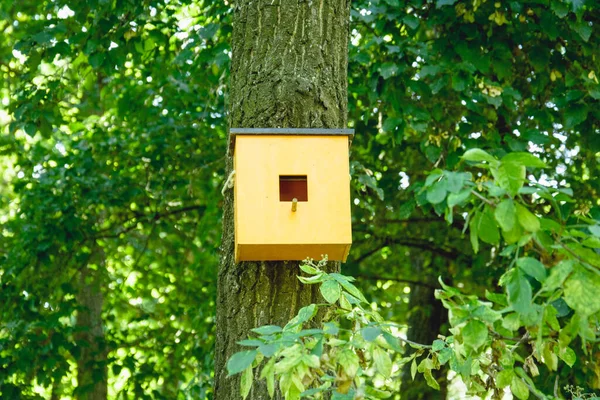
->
(291, 198), (298, 212)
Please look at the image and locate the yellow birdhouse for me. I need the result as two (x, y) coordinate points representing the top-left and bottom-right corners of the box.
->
(231, 128), (353, 263)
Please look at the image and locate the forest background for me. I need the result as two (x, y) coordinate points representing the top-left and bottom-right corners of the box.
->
(0, 0), (599, 399)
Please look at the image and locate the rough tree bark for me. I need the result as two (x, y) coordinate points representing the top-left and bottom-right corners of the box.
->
(75, 249), (107, 400)
(214, 1), (351, 399)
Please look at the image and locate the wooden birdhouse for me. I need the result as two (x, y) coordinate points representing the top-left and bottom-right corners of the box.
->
(230, 128), (354, 263)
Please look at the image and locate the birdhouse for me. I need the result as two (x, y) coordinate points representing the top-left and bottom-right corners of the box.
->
(230, 128), (353, 263)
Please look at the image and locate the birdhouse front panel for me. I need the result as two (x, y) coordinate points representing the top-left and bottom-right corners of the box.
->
(233, 134), (352, 262)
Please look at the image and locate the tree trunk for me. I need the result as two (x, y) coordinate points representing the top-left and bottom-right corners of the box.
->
(214, 1), (351, 399)
(75, 249), (107, 400)
(401, 256), (449, 399)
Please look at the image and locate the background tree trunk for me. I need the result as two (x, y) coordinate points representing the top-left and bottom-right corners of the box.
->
(75, 249), (107, 400)
(401, 256), (449, 399)
(214, 1), (351, 398)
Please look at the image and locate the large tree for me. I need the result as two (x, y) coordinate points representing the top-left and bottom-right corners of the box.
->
(1, 0), (598, 399)
(214, 1), (352, 398)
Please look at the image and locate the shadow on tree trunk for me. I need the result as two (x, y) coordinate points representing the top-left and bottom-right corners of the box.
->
(75, 247), (108, 400)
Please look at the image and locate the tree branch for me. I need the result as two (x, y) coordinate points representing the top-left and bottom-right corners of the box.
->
(353, 273), (438, 290)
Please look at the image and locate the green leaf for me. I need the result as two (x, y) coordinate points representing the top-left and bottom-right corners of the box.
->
(470, 213), (480, 254)
(324, 322), (339, 335)
(252, 325), (283, 335)
(432, 339), (445, 351)
(420, 65), (440, 77)
(438, 347), (453, 364)
(462, 148), (498, 164)
(436, 0), (457, 7)
(452, 72), (467, 92)
(501, 153), (547, 168)
(582, 236), (600, 248)
(477, 207), (500, 245)
(423, 368), (441, 390)
(320, 280), (341, 304)
(544, 305), (560, 331)
(551, 0), (569, 17)
(382, 117), (403, 133)
(361, 326), (382, 342)
(297, 304), (317, 324)
(496, 369), (514, 389)
(338, 349), (359, 378)
(89, 52), (105, 69)
(447, 189), (471, 207)
(505, 268), (532, 316)
(495, 199), (516, 231)
(298, 273), (325, 284)
(332, 274), (368, 303)
(33, 31), (54, 44)
(543, 260), (574, 292)
(241, 366), (253, 399)
(517, 257), (547, 283)
(510, 376), (530, 400)
(373, 347), (392, 377)
(564, 104), (589, 129)
(493, 162), (526, 197)
(24, 123), (37, 136)
(365, 386), (393, 399)
(227, 350), (258, 376)
(426, 180), (447, 204)
(486, 290), (508, 306)
(380, 63), (399, 79)
(589, 225), (600, 237)
(569, 0), (584, 12)
(543, 343), (558, 371)
(502, 313), (521, 331)
(311, 337), (323, 357)
(238, 339), (263, 347)
(425, 170), (443, 187)
(302, 354), (320, 368)
(300, 263), (319, 275)
(444, 171), (468, 193)
(403, 15), (420, 30)
(411, 358), (417, 380)
(357, 173), (385, 200)
(260, 358), (275, 398)
(571, 20), (592, 42)
(515, 204), (540, 233)
(259, 343), (279, 357)
(564, 265), (600, 316)
(382, 331), (403, 352)
(558, 347), (576, 367)
(462, 320), (488, 351)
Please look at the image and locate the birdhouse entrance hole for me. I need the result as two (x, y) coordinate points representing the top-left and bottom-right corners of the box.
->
(279, 175), (308, 201)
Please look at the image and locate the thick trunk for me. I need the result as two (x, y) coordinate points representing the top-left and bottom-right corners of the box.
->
(75, 249), (107, 400)
(401, 257), (448, 399)
(214, 1), (351, 399)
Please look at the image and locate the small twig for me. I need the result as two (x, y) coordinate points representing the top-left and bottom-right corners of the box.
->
(471, 190), (496, 207)
(555, 240), (600, 275)
(522, 379), (546, 400)
(510, 332), (530, 354)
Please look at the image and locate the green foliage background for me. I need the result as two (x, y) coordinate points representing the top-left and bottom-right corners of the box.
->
(0, 0), (598, 398)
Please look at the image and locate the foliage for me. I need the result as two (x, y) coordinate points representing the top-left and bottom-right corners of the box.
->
(230, 149), (600, 399)
(1, 0), (229, 397)
(227, 258), (423, 400)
